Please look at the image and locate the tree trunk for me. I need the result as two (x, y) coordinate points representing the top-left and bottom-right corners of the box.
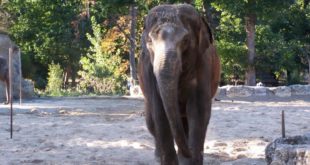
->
(129, 4), (138, 84)
(245, 13), (256, 86)
(71, 65), (77, 87)
(203, 1), (214, 30)
(307, 55), (310, 84)
(85, 0), (90, 19)
(304, 0), (310, 8)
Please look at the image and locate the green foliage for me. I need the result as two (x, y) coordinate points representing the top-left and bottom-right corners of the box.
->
(213, 5), (247, 84)
(4, 0), (90, 88)
(268, 1), (310, 84)
(2, 0), (310, 97)
(46, 63), (63, 96)
(288, 69), (303, 85)
(209, 0), (304, 85)
(78, 17), (127, 95)
(211, 0), (292, 18)
(194, 0), (204, 11)
(217, 40), (247, 84)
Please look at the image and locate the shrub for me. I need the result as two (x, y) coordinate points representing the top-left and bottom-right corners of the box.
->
(46, 63), (63, 96)
(78, 16), (127, 95)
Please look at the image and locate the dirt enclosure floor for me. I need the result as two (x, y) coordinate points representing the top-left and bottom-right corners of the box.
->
(0, 96), (309, 165)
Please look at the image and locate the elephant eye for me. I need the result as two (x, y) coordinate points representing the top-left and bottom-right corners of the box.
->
(182, 37), (189, 46)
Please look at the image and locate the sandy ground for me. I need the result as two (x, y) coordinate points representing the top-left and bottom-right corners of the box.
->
(0, 96), (309, 165)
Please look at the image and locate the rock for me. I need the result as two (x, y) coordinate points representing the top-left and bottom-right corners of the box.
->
(265, 133), (310, 165)
(0, 79), (35, 100)
(217, 86), (227, 97)
(254, 86), (267, 96)
(270, 86), (291, 97)
(267, 87), (275, 96)
(0, 82), (5, 100)
(290, 85), (310, 95)
(226, 86), (254, 97)
(130, 85), (142, 96)
(0, 34), (34, 100)
(221, 158), (265, 165)
(28, 108), (39, 114)
(21, 79), (35, 98)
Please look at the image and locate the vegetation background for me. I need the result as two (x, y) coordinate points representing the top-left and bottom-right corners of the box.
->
(0, 0), (309, 96)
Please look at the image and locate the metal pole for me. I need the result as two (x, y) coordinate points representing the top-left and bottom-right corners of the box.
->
(9, 47), (13, 139)
(282, 110), (285, 138)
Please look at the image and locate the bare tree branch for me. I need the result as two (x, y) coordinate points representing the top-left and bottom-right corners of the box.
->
(115, 23), (133, 43)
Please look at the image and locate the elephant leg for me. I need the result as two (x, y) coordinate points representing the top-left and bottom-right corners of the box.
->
(180, 103), (189, 139)
(153, 93), (178, 165)
(178, 116), (190, 165)
(180, 94), (212, 165)
(181, 116), (189, 138)
(144, 101), (160, 159)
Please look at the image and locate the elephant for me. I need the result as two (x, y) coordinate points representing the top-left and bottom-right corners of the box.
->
(0, 56), (10, 104)
(138, 4), (221, 165)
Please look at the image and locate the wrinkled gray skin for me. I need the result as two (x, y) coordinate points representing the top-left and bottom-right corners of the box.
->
(138, 4), (220, 165)
(0, 56), (9, 104)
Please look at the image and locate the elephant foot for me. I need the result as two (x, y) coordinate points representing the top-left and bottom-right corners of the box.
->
(178, 153), (191, 165)
(161, 152), (178, 165)
(178, 153), (203, 165)
(154, 149), (160, 162)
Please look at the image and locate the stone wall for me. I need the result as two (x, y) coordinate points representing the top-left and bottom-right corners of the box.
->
(129, 84), (310, 98)
(217, 85), (310, 98)
(0, 34), (35, 101)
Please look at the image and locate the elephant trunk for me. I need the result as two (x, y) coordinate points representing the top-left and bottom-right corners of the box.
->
(153, 50), (191, 157)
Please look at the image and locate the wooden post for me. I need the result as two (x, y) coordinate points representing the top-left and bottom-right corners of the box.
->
(282, 110), (285, 138)
(9, 47), (13, 139)
(18, 48), (22, 105)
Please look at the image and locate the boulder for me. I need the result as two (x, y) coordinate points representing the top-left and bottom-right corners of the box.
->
(217, 86), (227, 97)
(269, 86), (291, 97)
(0, 34), (34, 101)
(254, 86), (267, 96)
(0, 79), (34, 100)
(265, 133), (310, 165)
(226, 85), (254, 97)
(130, 85), (142, 96)
(20, 79), (35, 98)
(290, 85), (310, 96)
(213, 85), (310, 98)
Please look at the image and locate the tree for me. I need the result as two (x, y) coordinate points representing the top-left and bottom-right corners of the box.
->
(0, 1), (10, 33)
(4, 0), (90, 88)
(270, 0), (310, 84)
(78, 16), (128, 94)
(210, 0), (292, 85)
(129, 3), (138, 85)
(92, 0), (139, 87)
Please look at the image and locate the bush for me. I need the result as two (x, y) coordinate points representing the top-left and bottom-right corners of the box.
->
(78, 72), (127, 95)
(78, 16), (128, 95)
(46, 63), (63, 96)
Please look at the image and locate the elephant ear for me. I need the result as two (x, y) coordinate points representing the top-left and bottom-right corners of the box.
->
(198, 17), (213, 55)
